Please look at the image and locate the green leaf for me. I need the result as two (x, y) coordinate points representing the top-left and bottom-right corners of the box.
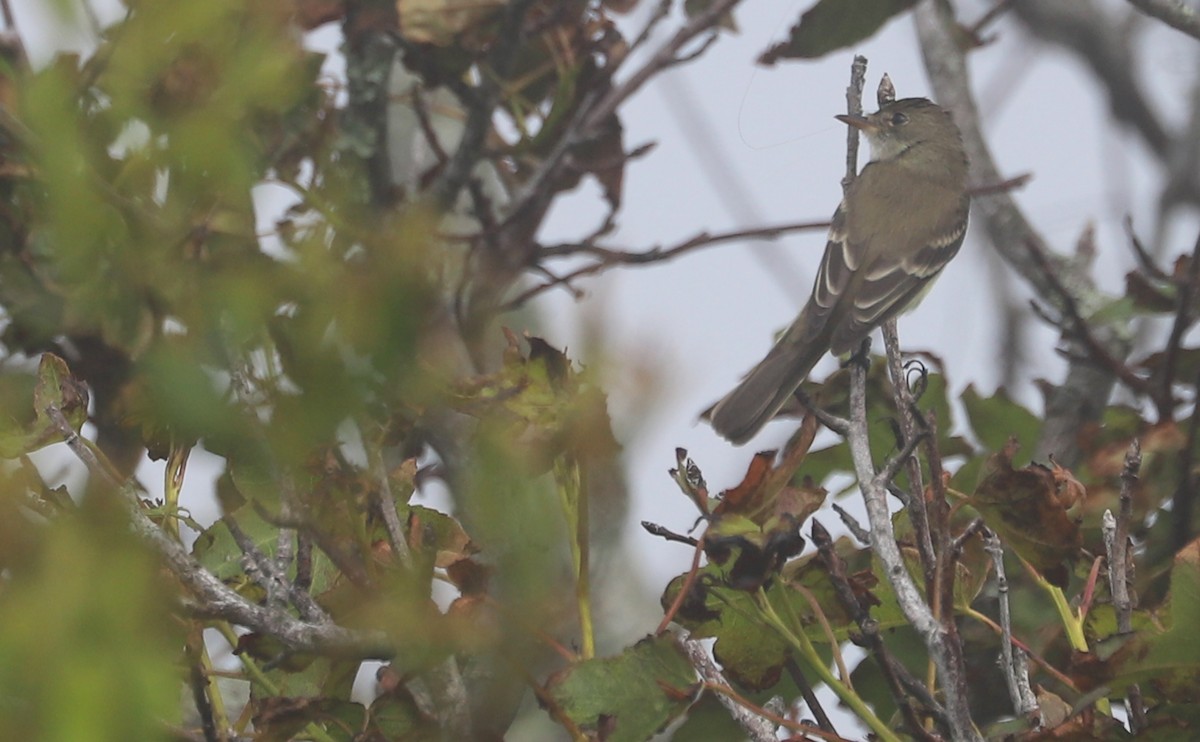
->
(1111, 539), (1200, 701)
(192, 502), (341, 597)
(546, 634), (697, 741)
(0, 354), (90, 457)
(252, 697), (365, 742)
(672, 693), (747, 741)
(759, 0), (918, 63)
(367, 690), (440, 741)
(0, 505), (183, 741)
(960, 384), (1041, 458)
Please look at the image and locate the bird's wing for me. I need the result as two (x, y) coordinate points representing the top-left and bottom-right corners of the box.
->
(803, 199), (854, 342)
(827, 185), (968, 356)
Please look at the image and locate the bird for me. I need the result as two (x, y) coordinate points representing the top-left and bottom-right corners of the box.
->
(710, 97), (970, 445)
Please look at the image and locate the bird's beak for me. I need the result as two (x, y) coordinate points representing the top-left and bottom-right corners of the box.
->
(835, 113), (878, 133)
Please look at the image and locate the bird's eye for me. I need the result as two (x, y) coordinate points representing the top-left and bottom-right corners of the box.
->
(890, 112), (909, 126)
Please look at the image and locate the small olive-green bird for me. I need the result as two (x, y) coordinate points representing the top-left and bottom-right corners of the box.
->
(711, 97), (970, 444)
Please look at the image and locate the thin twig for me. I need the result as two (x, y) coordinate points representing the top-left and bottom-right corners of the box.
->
(1173, 367), (1200, 552)
(1024, 238), (1163, 413)
(701, 679), (854, 741)
(783, 657), (837, 734)
(967, 0), (1018, 38)
(882, 320), (937, 586)
(1107, 440), (1146, 731)
(1124, 217), (1169, 280)
(831, 503), (870, 544)
(44, 404), (392, 657)
(503, 0), (744, 221)
(963, 607), (1079, 691)
(982, 528), (1038, 721)
(842, 55), (868, 192)
(506, 220), (829, 309)
(965, 172), (1032, 198)
(656, 534), (707, 634)
(811, 519), (947, 740)
(627, 0), (673, 54)
(845, 349), (982, 741)
(681, 636), (778, 742)
(432, 0), (537, 207)
(795, 387), (851, 436)
(1158, 230), (1200, 417)
(0, 0), (16, 30)
(641, 521), (700, 547)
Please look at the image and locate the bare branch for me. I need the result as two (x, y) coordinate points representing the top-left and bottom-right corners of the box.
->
(680, 635), (778, 742)
(794, 386), (851, 436)
(882, 320), (936, 583)
(982, 529), (1038, 721)
(1158, 230), (1200, 411)
(965, 172), (1032, 198)
(44, 404), (391, 658)
(782, 657), (838, 735)
(1174, 370), (1200, 552)
(505, 0), (744, 221)
(831, 503), (870, 544)
(842, 55), (868, 191)
(1011, 0), (1170, 159)
(845, 347), (982, 741)
(811, 519), (947, 740)
(505, 220), (829, 309)
(1022, 238), (1164, 414)
(915, 0), (1131, 468)
(1126, 0), (1200, 40)
(432, 0), (538, 207)
(627, 0), (673, 54)
(1104, 439), (1145, 730)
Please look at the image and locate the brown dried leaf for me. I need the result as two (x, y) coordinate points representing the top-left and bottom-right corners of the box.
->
(571, 114), (626, 211)
(713, 451), (775, 517)
(971, 437), (1082, 587)
(294, 0), (346, 29)
(1124, 270), (1175, 313)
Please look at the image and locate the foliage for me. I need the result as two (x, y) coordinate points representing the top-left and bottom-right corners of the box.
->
(0, 0), (1197, 740)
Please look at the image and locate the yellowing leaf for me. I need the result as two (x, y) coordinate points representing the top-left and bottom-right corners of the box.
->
(397, 0), (505, 46)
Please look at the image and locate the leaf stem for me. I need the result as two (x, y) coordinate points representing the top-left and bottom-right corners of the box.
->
(555, 457), (594, 658)
(753, 589), (900, 742)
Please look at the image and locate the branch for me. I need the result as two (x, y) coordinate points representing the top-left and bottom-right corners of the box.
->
(882, 321), (936, 584)
(1158, 229), (1200, 412)
(503, 0), (745, 228)
(845, 349), (983, 742)
(1126, 0), (1200, 40)
(44, 404), (392, 658)
(1104, 439), (1145, 731)
(842, 55), (867, 190)
(982, 529), (1038, 721)
(782, 657), (838, 735)
(627, 0), (673, 54)
(811, 519), (948, 740)
(431, 0), (537, 207)
(681, 636), (778, 742)
(1022, 237), (1164, 415)
(795, 387), (851, 437)
(915, 0), (1129, 468)
(504, 219), (829, 309)
(1010, 0), (1170, 160)
(1173, 369), (1200, 552)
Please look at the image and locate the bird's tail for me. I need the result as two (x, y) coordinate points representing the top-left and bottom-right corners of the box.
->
(709, 321), (826, 445)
